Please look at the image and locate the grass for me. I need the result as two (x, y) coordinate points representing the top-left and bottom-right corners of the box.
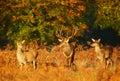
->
(0, 46), (119, 81)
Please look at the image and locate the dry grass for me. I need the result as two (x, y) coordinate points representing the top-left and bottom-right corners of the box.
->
(0, 45), (120, 81)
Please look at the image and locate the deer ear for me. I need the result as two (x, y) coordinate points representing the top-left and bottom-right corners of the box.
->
(66, 38), (69, 43)
(58, 39), (62, 42)
(98, 39), (101, 42)
(91, 38), (95, 42)
(22, 40), (25, 44)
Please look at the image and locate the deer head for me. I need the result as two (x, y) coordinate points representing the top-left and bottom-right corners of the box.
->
(17, 40), (25, 49)
(91, 38), (101, 47)
(55, 27), (78, 47)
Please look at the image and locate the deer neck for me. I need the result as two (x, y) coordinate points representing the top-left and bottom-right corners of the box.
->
(66, 42), (69, 46)
(59, 42), (69, 47)
(17, 47), (23, 54)
(94, 45), (101, 54)
(64, 43), (70, 48)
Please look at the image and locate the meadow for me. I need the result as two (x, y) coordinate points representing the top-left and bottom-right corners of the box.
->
(0, 44), (120, 81)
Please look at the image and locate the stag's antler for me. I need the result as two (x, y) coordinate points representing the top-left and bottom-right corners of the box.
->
(56, 26), (78, 40)
(68, 27), (78, 39)
(55, 26), (65, 39)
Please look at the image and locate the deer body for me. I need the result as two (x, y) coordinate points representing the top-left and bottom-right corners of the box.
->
(91, 38), (113, 68)
(56, 27), (78, 68)
(17, 46), (27, 66)
(62, 44), (73, 58)
(58, 38), (74, 67)
(94, 45), (104, 63)
(59, 39), (73, 57)
(17, 40), (37, 69)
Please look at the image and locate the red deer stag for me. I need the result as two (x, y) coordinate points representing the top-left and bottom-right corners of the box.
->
(55, 27), (78, 69)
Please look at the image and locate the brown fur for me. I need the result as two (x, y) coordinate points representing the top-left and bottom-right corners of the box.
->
(16, 40), (38, 69)
(58, 38), (75, 67)
(91, 38), (113, 68)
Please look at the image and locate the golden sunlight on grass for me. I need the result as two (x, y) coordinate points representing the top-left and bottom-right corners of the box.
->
(0, 46), (120, 81)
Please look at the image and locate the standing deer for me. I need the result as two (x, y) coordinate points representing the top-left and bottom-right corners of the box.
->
(91, 38), (113, 68)
(55, 27), (78, 69)
(16, 40), (38, 69)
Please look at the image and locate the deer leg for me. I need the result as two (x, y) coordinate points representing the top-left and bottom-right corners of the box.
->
(65, 58), (69, 67)
(104, 59), (107, 69)
(33, 60), (36, 69)
(70, 63), (77, 71)
(106, 58), (113, 68)
(19, 62), (23, 70)
(109, 59), (113, 67)
(66, 58), (69, 67)
(68, 58), (71, 67)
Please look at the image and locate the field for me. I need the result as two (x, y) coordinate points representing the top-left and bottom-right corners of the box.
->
(0, 45), (120, 81)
